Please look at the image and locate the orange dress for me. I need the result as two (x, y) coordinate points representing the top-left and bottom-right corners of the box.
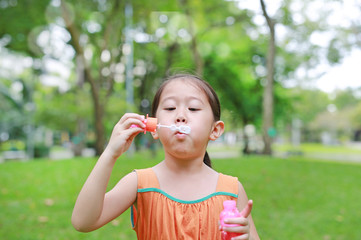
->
(131, 168), (239, 240)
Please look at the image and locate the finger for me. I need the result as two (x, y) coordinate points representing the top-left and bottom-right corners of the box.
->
(225, 217), (249, 226)
(232, 233), (250, 240)
(223, 222), (249, 233)
(121, 118), (146, 130)
(240, 200), (253, 218)
(111, 123), (144, 139)
(123, 126), (145, 136)
(127, 129), (142, 142)
(118, 113), (145, 125)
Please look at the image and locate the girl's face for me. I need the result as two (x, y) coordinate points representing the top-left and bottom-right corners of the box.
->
(153, 79), (224, 159)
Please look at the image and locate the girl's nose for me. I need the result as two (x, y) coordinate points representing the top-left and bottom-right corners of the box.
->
(176, 116), (186, 123)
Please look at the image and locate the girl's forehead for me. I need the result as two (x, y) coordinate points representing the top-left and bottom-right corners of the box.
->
(163, 79), (202, 93)
(160, 79), (207, 100)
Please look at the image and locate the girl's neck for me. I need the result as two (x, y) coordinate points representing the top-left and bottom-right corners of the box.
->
(152, 155), (218, 201)
(160, 152), (207, 175)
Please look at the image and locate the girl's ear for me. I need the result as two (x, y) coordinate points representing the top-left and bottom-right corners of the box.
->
(209, 121), (224, 141)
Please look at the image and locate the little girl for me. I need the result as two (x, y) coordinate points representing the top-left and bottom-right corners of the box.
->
(71, 74), (260, 240)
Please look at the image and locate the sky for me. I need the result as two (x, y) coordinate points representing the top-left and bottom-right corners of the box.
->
(316, 49), (361, 93)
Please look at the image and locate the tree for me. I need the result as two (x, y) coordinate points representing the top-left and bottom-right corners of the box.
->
(351, 101), (361, 141)
(0, 69), (37, 158)
(333, 88), (359, 110)
(0, 78), (29, 141)
(204, 54), (263, 154)
(0, 0), (51, 56)
(56, 0), (125, 155)
(260, 0), (276, 155)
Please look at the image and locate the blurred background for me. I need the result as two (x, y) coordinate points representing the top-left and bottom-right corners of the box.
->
(1, 0), (361, 161)
(1, 0), (361, 239)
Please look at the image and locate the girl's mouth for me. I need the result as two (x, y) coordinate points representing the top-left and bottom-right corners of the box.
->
(175, 131), (187, 139)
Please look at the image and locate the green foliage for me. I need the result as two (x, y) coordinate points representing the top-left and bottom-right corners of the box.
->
(204, 53), (262, 128)
(0, 0), (51, 56)
(327, 39), (342, 64)
(290, 87), (361, 141)
(291, 88), (330, 124)
(1, 154), (360, 239)
(332, 88), (360, 109)
(0, 140), (26, 151)
(104, 91), (129, 135)
(33, 144), (50, 158)
(0, 74), (36, 141)
(34, 87), (91, 132)
(350, 102), (361, 130)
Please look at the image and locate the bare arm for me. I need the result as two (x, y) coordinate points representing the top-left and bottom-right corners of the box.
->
(236, 182), (260, 240)
(71, 113), (145, 232)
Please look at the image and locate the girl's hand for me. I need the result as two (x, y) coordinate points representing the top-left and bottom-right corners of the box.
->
(222, 200), (253, 240)
(104, 113), (145, 159)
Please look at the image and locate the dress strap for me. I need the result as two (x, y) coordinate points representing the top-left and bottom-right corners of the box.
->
(216, 173), (239, 196)
(134, 168), (160, 189)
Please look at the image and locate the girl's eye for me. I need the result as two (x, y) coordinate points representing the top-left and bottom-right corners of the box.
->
(189, 108), (200, 111)
(164, 107), (176, 111)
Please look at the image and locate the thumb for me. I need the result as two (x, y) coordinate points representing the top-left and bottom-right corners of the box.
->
(239, 200), (253, 218)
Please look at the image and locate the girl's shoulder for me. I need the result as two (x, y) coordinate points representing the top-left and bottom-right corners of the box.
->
(216, 171), (239, 195)
(218, 171), (239, 181)
(133, 168), (160, 189)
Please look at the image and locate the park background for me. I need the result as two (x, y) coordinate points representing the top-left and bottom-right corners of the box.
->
(1, 0), (361, 239)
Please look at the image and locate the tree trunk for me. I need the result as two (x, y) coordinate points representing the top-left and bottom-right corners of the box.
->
(260, 0), (276, 155)
(165, 42), (179, 76)
(190, 34), (203, 76)
(93, 98), (106, 155)
(72, 118), (87, 156)
(242, 133), (251, 155)
(83, 67), (106, 156)
(61, 0), (106, 156)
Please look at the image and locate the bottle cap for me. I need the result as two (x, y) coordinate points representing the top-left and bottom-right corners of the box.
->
(223, 200), (237, 209)
(144, 114), (157, 134)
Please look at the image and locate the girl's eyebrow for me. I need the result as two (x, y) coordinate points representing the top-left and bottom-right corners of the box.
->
(161, 96), (205, 104)
(188, 96), (205, 104)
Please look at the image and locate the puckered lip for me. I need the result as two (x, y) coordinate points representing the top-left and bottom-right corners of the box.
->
(173, 124), (189, 134)
(174, 131), (187, 139)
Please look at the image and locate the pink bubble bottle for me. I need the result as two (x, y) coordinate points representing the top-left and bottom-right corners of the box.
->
(220, 200), (242, 240)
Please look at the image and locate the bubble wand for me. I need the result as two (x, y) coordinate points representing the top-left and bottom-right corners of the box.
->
(130, 114), (191, 134)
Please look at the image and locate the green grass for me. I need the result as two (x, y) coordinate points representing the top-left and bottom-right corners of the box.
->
(1, 152), (360, 239)
(274, 142), (361, 154)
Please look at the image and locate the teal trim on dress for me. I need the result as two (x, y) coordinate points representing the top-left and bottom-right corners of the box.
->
(130, 205), (135, 228)
(138, 187), (238, 204)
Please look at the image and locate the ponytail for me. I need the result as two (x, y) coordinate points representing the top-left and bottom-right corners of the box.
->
(203, 151), (212, 168)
